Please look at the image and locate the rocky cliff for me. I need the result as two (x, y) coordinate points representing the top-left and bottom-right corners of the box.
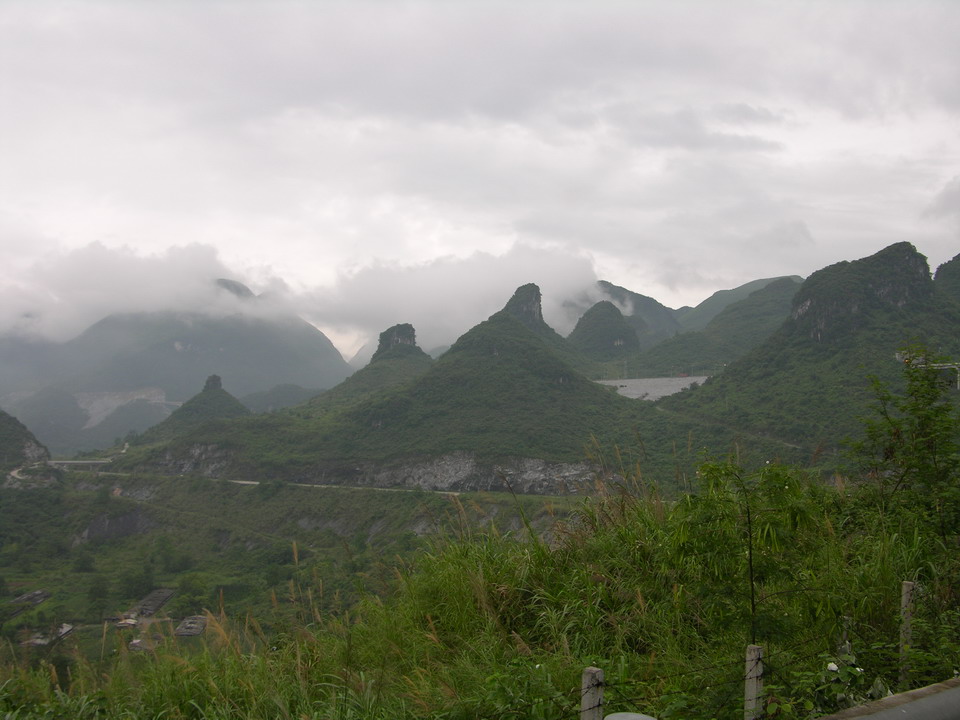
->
(372, 323), (418, 360)
(148, 445), (596, 494)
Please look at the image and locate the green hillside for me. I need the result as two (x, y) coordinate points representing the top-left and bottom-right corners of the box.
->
(7, 444), (960, 719)
(122, 286), (792, 487)
(661, 243), (960, 458)
(134, 375), (251, 445)
(0, 468), (568, 622)
(302, 323), (434, 417)
(567, 300), (641, 361)
(674, 275), (803, 331)
(504, 283), (596, 373)
(596, 280), (681, 349)
(934, 252), (960, 301)
(128, 304), (643, 479)
(240, 384), (321, 413)
(631, 276), (802, 376)
(9, 251), (960, 720)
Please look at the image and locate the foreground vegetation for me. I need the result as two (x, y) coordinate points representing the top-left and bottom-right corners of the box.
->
(2, 354), (960, 719)
(4, 462), (959, 719)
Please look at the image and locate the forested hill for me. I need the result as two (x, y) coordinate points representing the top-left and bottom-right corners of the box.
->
(121, 287), (649, 482)
(0, 409), (49, 474)
(631, 275), (802, 376)
(120, 285), (794, 490)
(301, 323), (435, 416)
(134, 374), (251, 446)
(660, 242), (960, 457)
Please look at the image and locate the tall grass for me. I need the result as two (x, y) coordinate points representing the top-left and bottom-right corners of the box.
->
(2, 460), (959, 719)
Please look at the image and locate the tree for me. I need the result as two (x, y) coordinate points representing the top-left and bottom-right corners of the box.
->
(850, 346), (960, 538)
(168, 573), (209, 617)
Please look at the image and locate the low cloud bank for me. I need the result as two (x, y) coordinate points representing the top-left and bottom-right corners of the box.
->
(0, 242), (611, 356)
(301, 244), (604, 355)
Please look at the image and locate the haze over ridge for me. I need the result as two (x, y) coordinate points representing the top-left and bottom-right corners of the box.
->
(2, 1), (959, 355)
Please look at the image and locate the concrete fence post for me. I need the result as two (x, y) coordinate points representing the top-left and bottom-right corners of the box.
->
(900, 580), (915, 689)
(580, 666), (604, 720)
(744, 644), (764, 720)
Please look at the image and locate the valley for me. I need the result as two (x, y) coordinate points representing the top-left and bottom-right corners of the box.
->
(2, 243), (960, 719)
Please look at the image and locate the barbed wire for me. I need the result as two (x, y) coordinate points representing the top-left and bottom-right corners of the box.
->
(490, 626), (841, 719)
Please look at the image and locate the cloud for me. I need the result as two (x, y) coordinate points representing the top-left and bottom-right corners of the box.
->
(713, 103), (787, 126)
(1, 1), (959, 324)
(302, 244), (600, 353)
(925, 176), (960, 224)
(601, 105), (783, 153)
(0, 243), (240, 340)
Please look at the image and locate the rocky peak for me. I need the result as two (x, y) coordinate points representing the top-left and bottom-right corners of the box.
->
(203, 374), (223, 392)
(789, 242), (933, 342)
(214, 278), (255, 299)
(503, 283), (545, 330)
(372, 324), (418, 361)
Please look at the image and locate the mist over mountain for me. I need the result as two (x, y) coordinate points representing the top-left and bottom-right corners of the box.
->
(119, 281), (797, 491)
(0, 239), (802, 375)
(6, 238), (954, 466)
(0, 274), (352, 455)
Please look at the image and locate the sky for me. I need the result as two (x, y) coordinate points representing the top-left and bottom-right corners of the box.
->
(1, 0), (958, 357)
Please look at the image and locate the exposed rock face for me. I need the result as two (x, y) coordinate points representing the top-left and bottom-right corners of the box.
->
(158, 444), (234, 477)
(0, 409), (50, 477)
(347, 452), (596, 494)
(147, 445), (595, 495)
(78, 508), (153, 543)
(74, 388), (172, 429)
(503, 283), (545, 330)
(372, 323), (418, 360)
(789, 242), (933, 342)
(21, 437), (48, 463)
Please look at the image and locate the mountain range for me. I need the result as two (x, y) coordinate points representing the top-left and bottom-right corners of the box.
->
(4, 243), (959, 494)
(0, 279), (351, 454)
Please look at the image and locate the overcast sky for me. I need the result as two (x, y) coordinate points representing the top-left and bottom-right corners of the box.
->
(1, 0), (958, 355)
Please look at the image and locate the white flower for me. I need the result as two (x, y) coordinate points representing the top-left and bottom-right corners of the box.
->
(827, 662), (839, 672)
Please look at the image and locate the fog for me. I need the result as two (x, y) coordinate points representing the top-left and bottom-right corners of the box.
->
(0, 241), (621, 357)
